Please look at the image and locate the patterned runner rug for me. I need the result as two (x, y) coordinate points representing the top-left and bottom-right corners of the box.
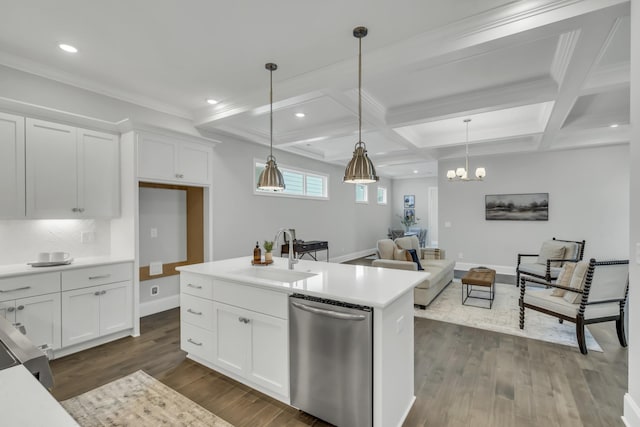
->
(414, 280), (603, 352)
(61, 370), (234, 427)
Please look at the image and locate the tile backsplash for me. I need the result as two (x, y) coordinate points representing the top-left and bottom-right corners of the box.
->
(0, 219), (110, 265)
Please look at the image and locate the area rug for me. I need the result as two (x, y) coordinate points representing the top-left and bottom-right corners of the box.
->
(414, 280), (603, 352)
(61, 370), (234, 427)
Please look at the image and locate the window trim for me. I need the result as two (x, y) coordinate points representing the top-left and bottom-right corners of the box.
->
(355, 183), (369, 204)
(377, 186), (387, 205)
(253, 158), (330, 200)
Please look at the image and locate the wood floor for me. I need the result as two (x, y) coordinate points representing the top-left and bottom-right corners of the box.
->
(50, 286), (627, 427)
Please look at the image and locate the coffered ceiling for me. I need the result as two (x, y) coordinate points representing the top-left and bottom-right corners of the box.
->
(0, 0), (630, 179)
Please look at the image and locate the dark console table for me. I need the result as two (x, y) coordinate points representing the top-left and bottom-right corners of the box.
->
(281, 240), (329, 261)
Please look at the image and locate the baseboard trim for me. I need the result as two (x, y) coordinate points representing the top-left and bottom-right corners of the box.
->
(331, 248), (376, 264)
(623, 393), (640, 427)
(454, 262), (515, 276)
(140, 294), (180, 317)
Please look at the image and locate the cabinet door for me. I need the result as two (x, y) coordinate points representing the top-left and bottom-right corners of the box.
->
(0, 112), (25, 218)
(213, 302), (248, 377)
(137, 134), (177, 181)
(178, 143), (211, 184)
(15, 293), (62, 350)
(246, 310), (289, 396)
(99, 281), (132, 336)
(26, 118), (78, 218)
(61, 287), (100, 347)
(78, 129), (120, 217)
(0, 300), (16, 322)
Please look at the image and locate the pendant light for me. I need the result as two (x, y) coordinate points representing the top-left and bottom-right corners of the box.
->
(446, 119), (486, 182)
(257, 63), (286, 191)
(343, 26), (379, 184)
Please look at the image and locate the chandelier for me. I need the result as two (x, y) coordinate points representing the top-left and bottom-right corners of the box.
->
(343, 26), (379, 184)
(446, 119), (486, 181)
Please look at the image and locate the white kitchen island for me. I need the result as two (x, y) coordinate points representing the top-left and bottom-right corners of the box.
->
(177, 256), (427, 427)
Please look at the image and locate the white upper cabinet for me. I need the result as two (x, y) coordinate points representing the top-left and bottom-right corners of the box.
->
(0, 112), (25, 218)
(25, 118), (119, 218)
(78, 129), (120, 217)
(137, 133), (212, 185)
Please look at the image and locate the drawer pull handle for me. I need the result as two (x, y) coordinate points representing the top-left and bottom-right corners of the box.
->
(187, 309), (202, 315)
(7, 307), (15, 313)
(187, 338), (203, 346)
(94, 291), (101, 296)
(238, 317), (251, 324)
(0, 286), (31, 293)
(187, 284), (203, 289)
(89, 274), (111, 280)
(101, 290), (107, 295)
(17, 305), (24, 311)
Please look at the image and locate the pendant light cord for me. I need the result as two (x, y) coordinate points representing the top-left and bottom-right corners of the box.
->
(270, 67), (274, 159)
(358, 35), (362, 144)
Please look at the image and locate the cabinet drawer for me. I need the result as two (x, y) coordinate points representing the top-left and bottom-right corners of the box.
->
(180, 273), (214, 300)
(181, 322), (215, 360)
(181, 294), (214, 330)
(214, 280), (288, 319)
(0, 273), (60, 302)
(62, 263), (132, 291)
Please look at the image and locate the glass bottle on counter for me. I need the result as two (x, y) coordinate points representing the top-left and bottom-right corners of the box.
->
(253, 241), (261, 263)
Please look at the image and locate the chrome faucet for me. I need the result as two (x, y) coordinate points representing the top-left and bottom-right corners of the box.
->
(274, 228), (298, 270)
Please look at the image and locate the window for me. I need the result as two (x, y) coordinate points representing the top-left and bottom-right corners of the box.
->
(254, 161), (328, 199)
(377, 186), (387, 205)
(355, 184), (368, 203)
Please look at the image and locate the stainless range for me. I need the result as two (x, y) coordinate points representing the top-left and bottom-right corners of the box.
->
(0, 316), (53, 388)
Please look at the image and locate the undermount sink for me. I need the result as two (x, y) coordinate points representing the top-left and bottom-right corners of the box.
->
(230, 267), (317, 283)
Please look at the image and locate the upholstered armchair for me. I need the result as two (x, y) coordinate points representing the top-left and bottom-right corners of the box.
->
(519, 259), (629, 354)
(516, 237), (585, 285)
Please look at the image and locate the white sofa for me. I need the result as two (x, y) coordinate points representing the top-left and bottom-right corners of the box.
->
(372, 236), (455, 308)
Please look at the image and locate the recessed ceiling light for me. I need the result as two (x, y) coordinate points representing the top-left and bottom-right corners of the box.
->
(610, 123), (619, 128)
(206, 98), (219, 105)
(295, 113), (305, 118)
(58, 44), (78, 53)
(413, 170), (419, 174)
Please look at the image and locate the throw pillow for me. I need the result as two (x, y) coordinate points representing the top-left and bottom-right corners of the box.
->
(550, 262), (577, 297)
(563, 261), (590, 304)
(393, 248), (408, 261)
(537, 241), (566, 267)
(406, 249), (424, 271)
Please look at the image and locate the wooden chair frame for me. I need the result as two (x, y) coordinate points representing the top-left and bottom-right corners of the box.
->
(519, 258), (629, 354)
(516, 237), (586, 286)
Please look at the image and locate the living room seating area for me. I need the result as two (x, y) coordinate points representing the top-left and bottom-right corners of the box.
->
(372, 235), (454, 308)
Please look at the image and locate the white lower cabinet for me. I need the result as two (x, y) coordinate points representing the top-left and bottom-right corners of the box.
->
(0, 293), (61, 350)
(214, 302), (288, 396)
(61, 281), (133, 347)
(179, 274), (289, 400)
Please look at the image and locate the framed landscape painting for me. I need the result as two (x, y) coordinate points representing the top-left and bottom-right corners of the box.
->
(485, 193), (549, 221)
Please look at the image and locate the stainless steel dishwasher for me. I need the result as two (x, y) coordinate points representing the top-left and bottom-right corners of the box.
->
(289, 293), (373, 427)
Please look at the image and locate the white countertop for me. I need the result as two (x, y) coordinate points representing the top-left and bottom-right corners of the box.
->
(0, 256), (134, 279)
(0, 365), (79, 426)
(177, 256), (426, 308)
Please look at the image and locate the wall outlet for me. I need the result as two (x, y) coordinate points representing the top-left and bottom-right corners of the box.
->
(150, 228), (158, 238)
(150, 285), (159, 296)
(458, 252), (464, 259)
(444, 221), (452, 228)
(80, 231), (95, 243)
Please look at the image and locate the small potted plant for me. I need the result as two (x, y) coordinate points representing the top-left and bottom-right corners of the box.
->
(263, 240), (274, 262)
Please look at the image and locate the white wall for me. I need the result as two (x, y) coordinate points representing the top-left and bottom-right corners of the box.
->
(625, 0), (639, 424)
(0, 219), (110, 264)
(211, 138), (392, 261)
(438, 145), (629, 273)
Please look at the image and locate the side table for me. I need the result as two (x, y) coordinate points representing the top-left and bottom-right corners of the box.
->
(461, 267), (496, 309)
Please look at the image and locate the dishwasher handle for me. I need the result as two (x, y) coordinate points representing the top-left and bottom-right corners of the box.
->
(291, 300), (367, 321)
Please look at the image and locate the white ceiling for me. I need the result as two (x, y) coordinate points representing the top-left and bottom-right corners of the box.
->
(0, 0), (631, 179)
